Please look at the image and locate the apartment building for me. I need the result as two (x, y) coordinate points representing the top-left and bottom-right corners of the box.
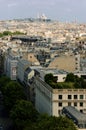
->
(35, 76), (86, 117)
(34, 68), (67, 82)
(17, 59), (31, 82)
(0, 49), (4, 74)
(48, 54), (80, 72)
(23, 67), (35, 102)
(4, 48), (20, 80)
(24, 67), (34, 85)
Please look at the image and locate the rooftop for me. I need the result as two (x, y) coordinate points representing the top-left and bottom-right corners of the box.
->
(63, 106), (86, 122)
(35, 68), (68, 76)
(18, 59), (31, 66)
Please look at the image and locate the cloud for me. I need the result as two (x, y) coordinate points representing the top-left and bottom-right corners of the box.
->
(66, 8), (72, 13)
(7, 2), (17, 7)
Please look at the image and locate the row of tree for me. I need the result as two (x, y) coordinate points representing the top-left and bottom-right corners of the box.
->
(0, 76), (77, 130)
(0, 31), (26, 37)
(0, 76), (26, 112)
(44, 73), (86, 89)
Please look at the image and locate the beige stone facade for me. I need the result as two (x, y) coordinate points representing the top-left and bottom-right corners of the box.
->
(35, 76), (86, 117)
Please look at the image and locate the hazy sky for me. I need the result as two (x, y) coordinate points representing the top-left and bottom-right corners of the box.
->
(0, 0), (86, 22)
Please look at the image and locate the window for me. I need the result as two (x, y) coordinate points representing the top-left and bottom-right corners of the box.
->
(63, 77), (65, 80)
(74, 102), (77, 107)
(59, 102), (62, 107)
(80, 95), (83, 99)
(79, 124), (83, 128)
(75, 57), (78, 61)
(85, 124), (86, 128)
(68, 95), (72, 99)
(75, 67), (78, 70)
(68, 102), (71, 106)
(80, 102), (83, 107)
(80, 110), (83, 113)
(58, 110), (61, 115)
(30, 56), (32, 58)
(58, 95), (62, 99)
(74, 95), (77, 99)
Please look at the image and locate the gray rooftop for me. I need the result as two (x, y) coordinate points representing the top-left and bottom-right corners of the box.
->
(36, 68), (68, 75)
(18, 59), (31, 65)
(64, 106), (86, 122)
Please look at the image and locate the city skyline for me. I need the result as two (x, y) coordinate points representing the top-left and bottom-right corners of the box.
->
(0, 0), (86, 23)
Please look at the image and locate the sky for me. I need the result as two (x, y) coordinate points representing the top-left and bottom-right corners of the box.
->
(0, 0), (86, 23)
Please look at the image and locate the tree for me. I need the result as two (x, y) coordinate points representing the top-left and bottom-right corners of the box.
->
(44, 73), (53, 83)
(44, 73), (57, 85)
(0, 33), (3, 37)
(38, 116), (77, 130)
(12, 31), (25, 35)
(0, 31), (26, 38)
(3, 31), (12, 36)
(57, 82), (74, 89)
(74, 77), (86, 89)
(3, 81), (25, 111)
(55, 116), (77, 130)
(65, 73), (77, 82)
(0, 76), (11, 91)
(10, 100), (39, 130)
(24, 115), (77, 130)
